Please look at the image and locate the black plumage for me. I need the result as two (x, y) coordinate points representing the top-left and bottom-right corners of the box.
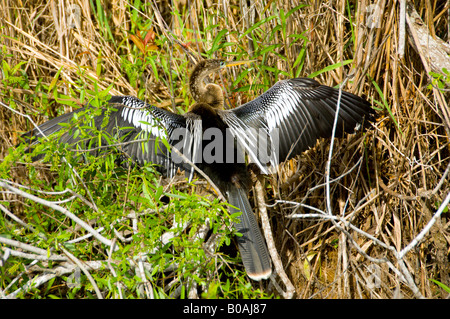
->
(23, 59), (374, 281)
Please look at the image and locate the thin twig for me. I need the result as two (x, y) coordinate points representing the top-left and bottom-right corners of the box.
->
(0, 203), (43, 238)
(1, 247), (67, 262)
(255, 175), (295, 299)
(0, 236), (63, 259)
(397, 190), (450, 260)
(0, 181), (114, 248)
(59, 244), (103, 299)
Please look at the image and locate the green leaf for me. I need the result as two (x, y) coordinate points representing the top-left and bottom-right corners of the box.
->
(238, 15), (277, 40)
(2, 60), (10, 77)
(10, 61), (27, 76)
(369, 74), (403, 136)
(308, 59), (353, 78)
(259, 44), (281, 56)
(286, 4), (308, 19)
(429, 279), (450, 293)
(96, 50), (103, 77)
(48, 66), (63, 93)
(147, 58), (159, 82)
(293, 47), (306, 77)
(209, 29), (228, 53)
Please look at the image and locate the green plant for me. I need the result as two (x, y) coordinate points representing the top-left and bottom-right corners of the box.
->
(429, 279), (450, 294)
(428, 68), (450, 90)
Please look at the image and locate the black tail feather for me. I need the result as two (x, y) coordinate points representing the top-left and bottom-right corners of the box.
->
(227, 185), (272, 281)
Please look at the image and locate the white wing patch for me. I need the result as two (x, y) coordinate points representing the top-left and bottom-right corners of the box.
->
(121, 107), (167, 138)
(220, 82), (305, 173)
(265, 84), (298, 131)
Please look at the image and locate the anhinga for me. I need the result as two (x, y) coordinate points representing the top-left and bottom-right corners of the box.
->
(24, 59), (374, 281)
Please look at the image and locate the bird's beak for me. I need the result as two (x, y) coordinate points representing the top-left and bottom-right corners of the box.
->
(223, 59), (257, 68)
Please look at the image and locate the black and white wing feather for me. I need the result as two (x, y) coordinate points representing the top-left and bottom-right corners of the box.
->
(107, 96), (188, 175)
(220, 78), (374, 173)
(24, 96), (188, 176)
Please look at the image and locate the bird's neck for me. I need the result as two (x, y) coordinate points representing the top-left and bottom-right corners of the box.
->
(189, 63), (208, 102)
(189, 65), (224, 110)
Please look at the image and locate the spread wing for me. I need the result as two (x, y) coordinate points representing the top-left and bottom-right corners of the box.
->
(23, 96), (189, 176)
(219, 77), (374, 173)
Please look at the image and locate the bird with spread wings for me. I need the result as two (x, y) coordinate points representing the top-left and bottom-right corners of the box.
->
(23, 59), (374, 281)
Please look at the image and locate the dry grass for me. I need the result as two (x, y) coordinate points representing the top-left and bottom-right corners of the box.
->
(0, 0), (449, 298)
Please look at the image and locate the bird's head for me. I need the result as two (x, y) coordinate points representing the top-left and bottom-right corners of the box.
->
(189, 59), (256, 108)
(195, 59), (255, 75)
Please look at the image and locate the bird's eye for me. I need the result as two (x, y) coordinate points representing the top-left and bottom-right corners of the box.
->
(219, 61), (226, 67)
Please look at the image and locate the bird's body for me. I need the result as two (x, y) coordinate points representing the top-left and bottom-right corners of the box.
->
(189, 102), (249, 187)
(23, 59), (374, 281)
